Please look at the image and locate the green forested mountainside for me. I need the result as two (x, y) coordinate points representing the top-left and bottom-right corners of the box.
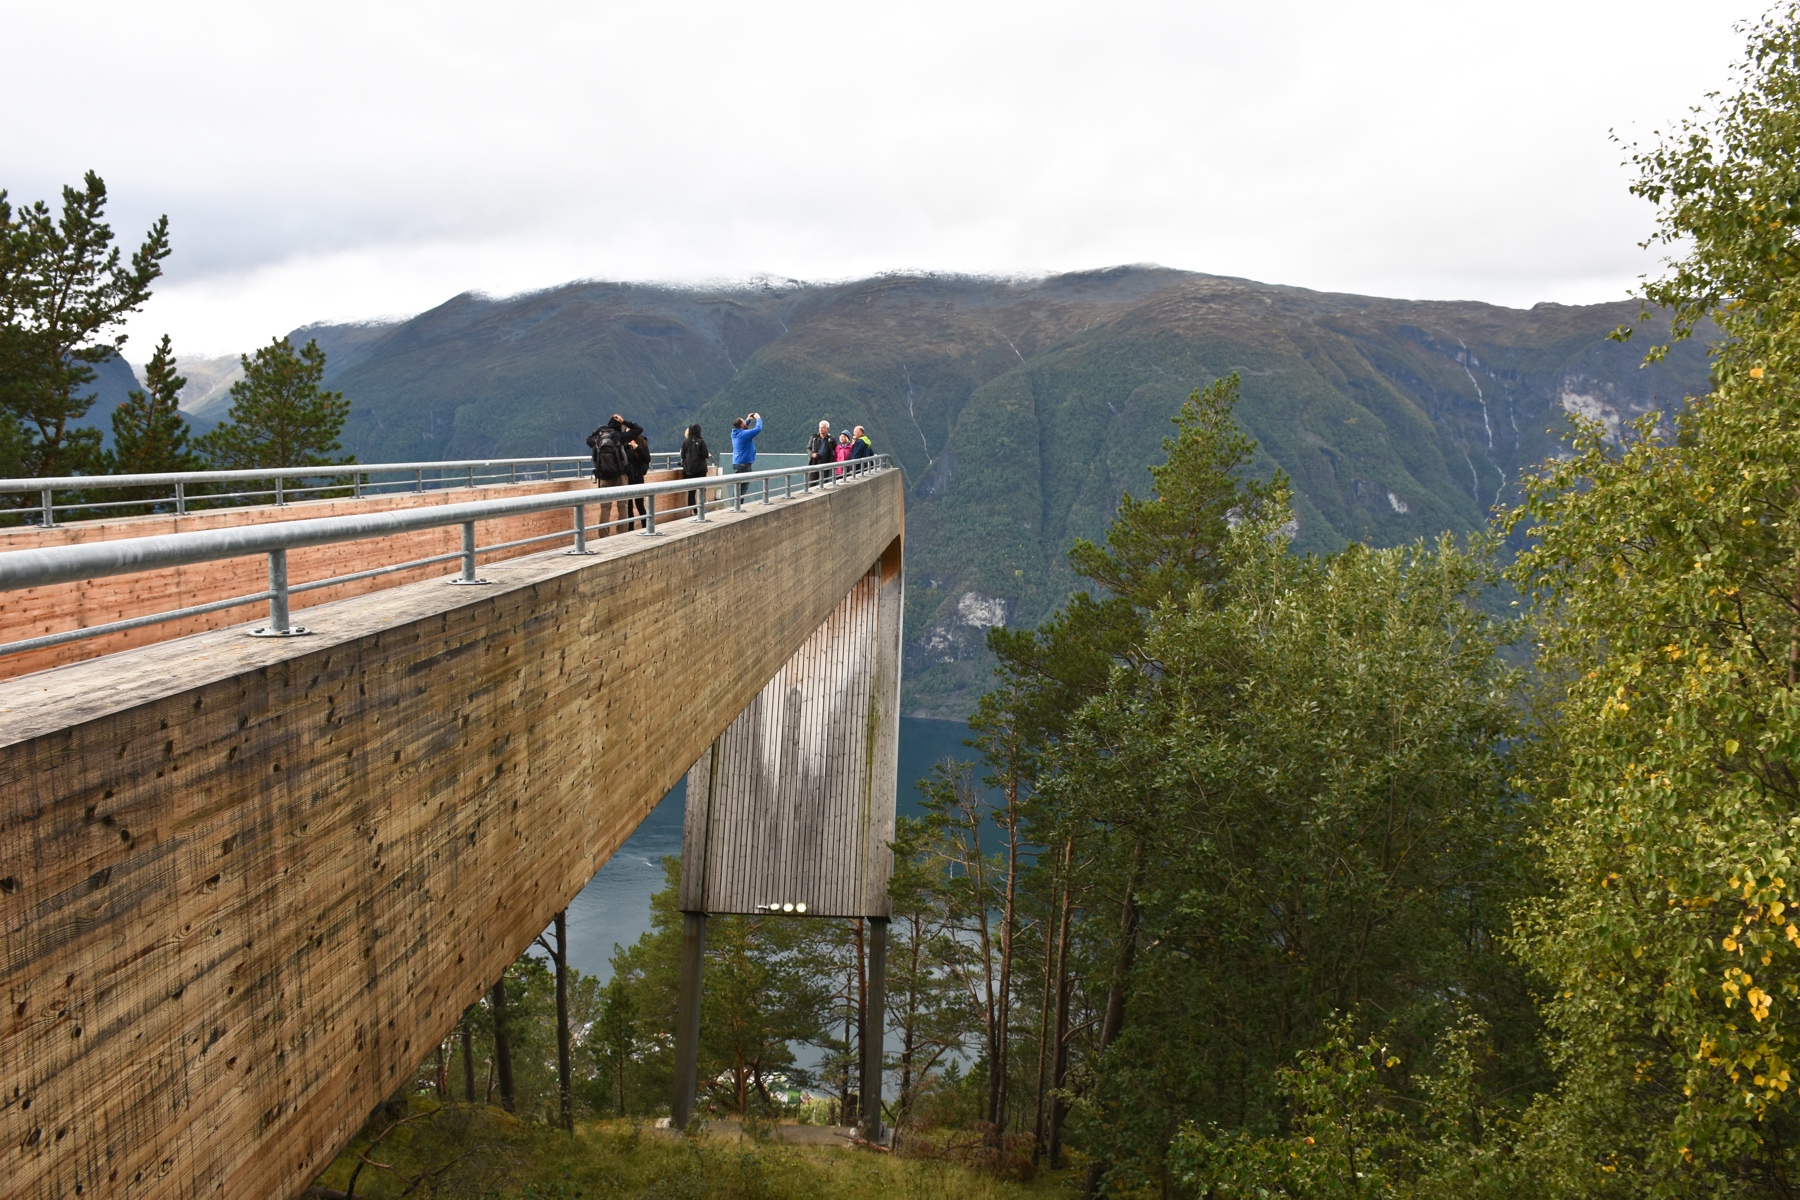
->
(324, 283), (791, 462)
(301, 267), (1711, 715)
(61, 352), (216, 450)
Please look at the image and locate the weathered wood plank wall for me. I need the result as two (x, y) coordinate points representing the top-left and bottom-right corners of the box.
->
(0, 469), (901, 1199)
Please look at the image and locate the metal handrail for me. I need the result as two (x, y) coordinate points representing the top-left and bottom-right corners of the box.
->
(0, 455), (893, 656)
(0, 452), (691, 526)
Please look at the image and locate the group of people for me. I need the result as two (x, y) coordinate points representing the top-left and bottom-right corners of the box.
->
(582, 412), (875, 532)
(583, 413), (654, 533)
(806, 419), (873, 483)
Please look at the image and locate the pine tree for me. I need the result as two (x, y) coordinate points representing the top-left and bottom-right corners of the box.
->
(0, 172), (170, 477)
(594, 977), (638, 1117)
(197, 336), (352, 470)
(107, 335), (198, 477)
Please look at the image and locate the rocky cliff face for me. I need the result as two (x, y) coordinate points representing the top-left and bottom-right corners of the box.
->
(284, 267), (1712, 715)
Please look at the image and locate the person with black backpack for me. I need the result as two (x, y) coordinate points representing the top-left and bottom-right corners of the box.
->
(679, 424), (710, 516)
(586, 413), (642, 536)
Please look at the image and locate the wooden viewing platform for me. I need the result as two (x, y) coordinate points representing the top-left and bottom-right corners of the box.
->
(0, 464), (903, 1200)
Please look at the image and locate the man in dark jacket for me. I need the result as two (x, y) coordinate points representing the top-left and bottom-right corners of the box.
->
(623, 431), (651, 529)
(587, 412), (643, 535)
(680, 424), (710, 516)
(806, 419), (834, 487)
(848, 426), (874, 461)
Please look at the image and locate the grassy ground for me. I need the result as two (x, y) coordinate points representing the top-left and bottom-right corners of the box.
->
(308, 1102), (1079, 1199)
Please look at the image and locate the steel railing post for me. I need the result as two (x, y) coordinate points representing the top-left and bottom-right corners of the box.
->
(174, 480), (187, 515)
(467, 466), (475, 489)
(509, 463), (517, 485)
(568, 503), (592, 554)
(762, 476), (770, 505)
(460, 522), (478, 581)
(642, 490), (658, 536)
(446, 522), (491, 584)
(40, 488), (53, 528)
(415, 468), (423, 493)
(696, 483), (707, 522)
(268, 549), (290, 631)
(275, 477), (284, 505)
(249, 548), (309, 637)
(733, 478), (743, 513)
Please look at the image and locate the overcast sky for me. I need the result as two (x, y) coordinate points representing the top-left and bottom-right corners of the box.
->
(2, 0), (1754, 358)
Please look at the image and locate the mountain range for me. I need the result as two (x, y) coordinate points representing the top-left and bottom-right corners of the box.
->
(152, 267), (1713, 716)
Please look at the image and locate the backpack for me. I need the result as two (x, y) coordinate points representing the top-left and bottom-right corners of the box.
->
(587, 425), (627, 477)
(681, 436), (708, 476)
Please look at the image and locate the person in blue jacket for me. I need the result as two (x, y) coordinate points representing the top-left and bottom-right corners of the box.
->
(730, 412), (763, 497)
(848, 425), (874, 461)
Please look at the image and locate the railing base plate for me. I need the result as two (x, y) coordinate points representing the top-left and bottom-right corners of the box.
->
(248, 626), (313, 638)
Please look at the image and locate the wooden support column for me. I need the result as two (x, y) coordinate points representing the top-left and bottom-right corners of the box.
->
(673, 537), (903, 1128)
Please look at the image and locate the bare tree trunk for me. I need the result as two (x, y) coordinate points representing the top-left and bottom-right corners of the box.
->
(959, 778), (999, 1135)
(616, 1046), (627, 1117)
(1031, 844), (1063, 1162)
(434, 1040), (448, 1100)
(554, 911), (573, 1131)
(1048, 851), (1076, 1169)
(855, 917), (869, 1123)
(461, 1008), (476, 1103)
(897, 911), (922, 1147)
(992, 765), (1022, 1137)
(491, 977), (517, 1114)
(1084, 841), (1146, 1199)
(842, 959), (857, 1123)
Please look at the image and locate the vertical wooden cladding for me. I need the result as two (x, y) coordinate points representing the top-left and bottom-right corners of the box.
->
(0, 470), (902, 1200)
(681, 536), (903, 919)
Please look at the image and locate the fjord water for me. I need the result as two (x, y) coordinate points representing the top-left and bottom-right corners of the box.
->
(557, 717), (976, 983)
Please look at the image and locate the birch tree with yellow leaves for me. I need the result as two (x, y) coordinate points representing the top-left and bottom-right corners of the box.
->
(1507, 8), (1800, 1193)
